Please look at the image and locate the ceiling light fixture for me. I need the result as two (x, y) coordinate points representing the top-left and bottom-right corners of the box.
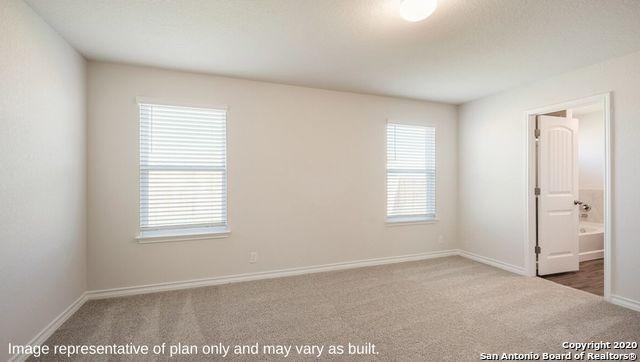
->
(399, 0), (438, 22)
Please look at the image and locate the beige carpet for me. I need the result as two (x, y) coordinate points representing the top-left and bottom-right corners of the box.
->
(33, 256), (639, 360)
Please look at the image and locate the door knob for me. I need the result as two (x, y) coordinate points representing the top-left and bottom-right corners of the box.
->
(573, 200), (583, 205)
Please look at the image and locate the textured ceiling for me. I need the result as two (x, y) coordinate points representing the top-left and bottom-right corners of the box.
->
(26, 0), (640, 104)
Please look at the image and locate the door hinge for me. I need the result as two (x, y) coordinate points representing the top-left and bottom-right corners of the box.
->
(535, 245), (541, 254)
(535, 128), (541, 138)
(534, 187), (540, 196)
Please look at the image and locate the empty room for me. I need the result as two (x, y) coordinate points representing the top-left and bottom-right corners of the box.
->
(2, 0), (640, 360)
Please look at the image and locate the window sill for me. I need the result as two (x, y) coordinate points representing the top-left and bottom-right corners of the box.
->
(386, 216), (438, 226)
(136, 226), (230, 244)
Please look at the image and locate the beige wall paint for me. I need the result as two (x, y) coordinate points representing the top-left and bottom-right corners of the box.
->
(0, 0), (87, 360)
(458, 50), (640, 303)
(87, 62), (458, 290)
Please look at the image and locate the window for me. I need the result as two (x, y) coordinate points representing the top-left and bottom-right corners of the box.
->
(138, 102), (228, 240)
(386, 122), (436, 222)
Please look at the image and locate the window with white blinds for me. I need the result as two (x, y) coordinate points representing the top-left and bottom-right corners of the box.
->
(386, 123), (436, 222)
(139, 102), (227, 238)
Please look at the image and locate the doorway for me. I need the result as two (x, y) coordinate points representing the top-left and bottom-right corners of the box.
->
(524, 94), (611, 299)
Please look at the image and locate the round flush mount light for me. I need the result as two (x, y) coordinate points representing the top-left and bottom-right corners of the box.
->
(399, 0), (438, 22)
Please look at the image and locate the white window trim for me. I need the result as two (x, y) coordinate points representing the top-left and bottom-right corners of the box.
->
(135, 96), (228, 111)
(136, 226), (230, 244)
(385, 216), (438, 225)
(136, 98), (230, 243)
(385, 121), (437, 225)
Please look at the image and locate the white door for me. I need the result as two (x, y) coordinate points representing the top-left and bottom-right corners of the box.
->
(537, 115), (580, 275)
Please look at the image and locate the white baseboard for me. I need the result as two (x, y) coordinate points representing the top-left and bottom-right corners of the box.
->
(611, 294), (640, 312)
(458, 250), (528, 275)
(86, 249), (459, 300)
(8, 293), (88, 362)
(579, 249), (604, 262)
(13, 248), (637, 362)
(457, 251), (640, 314)
(7, 250), (455, 361)
(9, 250), (457, 360)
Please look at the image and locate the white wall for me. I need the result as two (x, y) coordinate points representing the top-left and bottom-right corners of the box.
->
(87, 62), (458, 290)
(458, 50), (640, 303)
(0, 1), (86, 360)
(578, 110), (605, 190)
(577, 110), (605, 223)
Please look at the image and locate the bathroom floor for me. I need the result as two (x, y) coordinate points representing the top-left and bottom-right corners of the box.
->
(541, 259), (604, 296)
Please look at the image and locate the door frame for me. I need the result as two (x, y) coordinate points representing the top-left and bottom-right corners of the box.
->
(523, 93), (612, 301)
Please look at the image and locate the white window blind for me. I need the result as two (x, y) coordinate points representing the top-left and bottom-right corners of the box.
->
(386, 123), (436, 221)
(139, 102), (227, 237)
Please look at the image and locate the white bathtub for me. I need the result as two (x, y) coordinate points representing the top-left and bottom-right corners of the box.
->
(579, 221), (604, 261)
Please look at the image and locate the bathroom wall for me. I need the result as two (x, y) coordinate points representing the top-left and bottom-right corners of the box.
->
(578, 110), (604, 223)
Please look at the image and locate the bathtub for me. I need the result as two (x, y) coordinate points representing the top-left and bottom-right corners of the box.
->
(579, 221), (604, 262)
